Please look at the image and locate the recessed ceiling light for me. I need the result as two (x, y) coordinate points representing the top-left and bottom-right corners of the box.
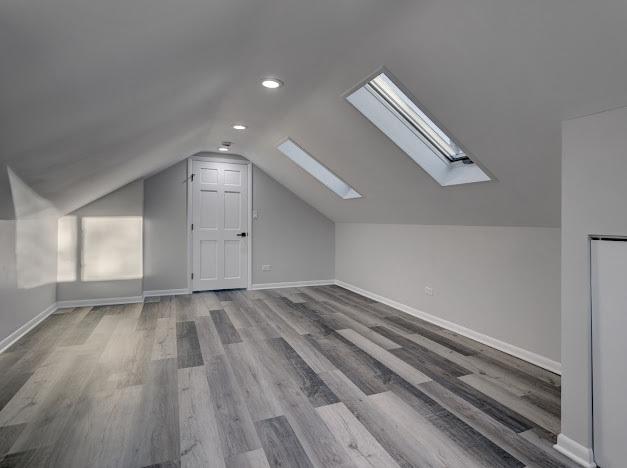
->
(218, 146), (230, 152)
(262, 78), (283, 89)
(232, 124), (247, 130)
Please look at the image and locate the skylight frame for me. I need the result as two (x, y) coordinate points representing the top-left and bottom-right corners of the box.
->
(366, 73), (470, 164)
(277, 139), (361, 200)
(346, 68), (491, 187)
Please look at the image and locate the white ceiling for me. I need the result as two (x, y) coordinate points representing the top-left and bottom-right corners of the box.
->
(2, 0), (627, 225)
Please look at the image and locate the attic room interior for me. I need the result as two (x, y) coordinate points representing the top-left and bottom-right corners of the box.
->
(1, 0), (626, 467)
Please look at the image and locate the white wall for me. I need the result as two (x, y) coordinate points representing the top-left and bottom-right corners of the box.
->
(0, 220), (57, 344)
(335, 223), (561, 364)
(559, 105), (627, 457)
(56, 180), (144, 302)
(252, 166), (334, 285)
(0, 167), (57, 345)
(143, 160), (188, 292)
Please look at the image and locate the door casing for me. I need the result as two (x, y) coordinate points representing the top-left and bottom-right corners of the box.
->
(187, 155), (252, 291)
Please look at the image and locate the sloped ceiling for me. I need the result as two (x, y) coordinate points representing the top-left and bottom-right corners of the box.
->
(2, 0), (627, 225)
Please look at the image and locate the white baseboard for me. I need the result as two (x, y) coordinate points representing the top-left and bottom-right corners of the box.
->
(335, 280), (562, 375)
(554, 434), (596, 467)
(250, 280), (335, 290)
(143, 288), (190, 298)
(56, 296), (144, 309)
(0, 302), (58, 354)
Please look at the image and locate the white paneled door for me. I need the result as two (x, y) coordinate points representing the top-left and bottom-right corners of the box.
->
(192, 160), (248, 291)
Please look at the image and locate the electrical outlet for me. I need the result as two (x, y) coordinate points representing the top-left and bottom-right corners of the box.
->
(261, 264), (272, 271)
(425, 286), (434, 296)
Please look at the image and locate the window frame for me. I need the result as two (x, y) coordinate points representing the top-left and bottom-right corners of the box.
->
(345, 68), (492, 187)
(276, 138), (362, 200)
(366, 73), (471, 164)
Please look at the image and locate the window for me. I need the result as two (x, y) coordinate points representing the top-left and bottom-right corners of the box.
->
(347, 70), (491, 186)
(277, 139), (361, 199)
(368, 73), (469, 163)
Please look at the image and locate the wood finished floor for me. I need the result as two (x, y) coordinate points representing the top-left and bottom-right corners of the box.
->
(0, 285), (575, 468)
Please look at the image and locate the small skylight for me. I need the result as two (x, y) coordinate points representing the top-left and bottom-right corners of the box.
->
(277, 139), (361, 199)
(347, 70), (491, 186)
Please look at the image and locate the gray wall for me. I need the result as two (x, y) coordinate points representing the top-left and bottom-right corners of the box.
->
(0, 220), (57, 343)
(57, 180), (144, 302)
(141, 160), (335, 291)
(252, 166), (334, 284)
(143, 161), (188, 292)
(335, 223), (561, 363)
(560, 105), (627, 451)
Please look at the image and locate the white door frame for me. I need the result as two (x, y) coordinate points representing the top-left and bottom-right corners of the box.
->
(187, 155), (253, 291)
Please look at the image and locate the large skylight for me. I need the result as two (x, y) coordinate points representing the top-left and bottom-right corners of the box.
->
(347, 71), (491, 186)
(277, 139), (361, 199)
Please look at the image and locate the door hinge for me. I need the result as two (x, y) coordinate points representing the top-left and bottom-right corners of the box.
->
(191, 223), (194, 231)
(191, 273), (194, 280)
(191, 173), (195, 182)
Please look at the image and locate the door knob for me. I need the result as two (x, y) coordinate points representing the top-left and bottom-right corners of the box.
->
(236, 232), (247, 237)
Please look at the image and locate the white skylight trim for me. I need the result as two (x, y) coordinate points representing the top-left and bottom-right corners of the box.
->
(347, 71), (491, 186)
(369, 74), (468, 163)
(277, 139), (361, 199)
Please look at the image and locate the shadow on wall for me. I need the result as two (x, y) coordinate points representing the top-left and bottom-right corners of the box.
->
(6, 167), (58, 289)
(57, 215), (143, 284)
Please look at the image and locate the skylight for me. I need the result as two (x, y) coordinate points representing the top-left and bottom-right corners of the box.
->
(277, 139), (361, 199)
(347, 70), (491, 186)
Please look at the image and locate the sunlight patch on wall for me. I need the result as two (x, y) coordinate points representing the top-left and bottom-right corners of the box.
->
(81, 216), (143, 282)
(57, 216), (77, 282)
(7, 167), (58, 289)
(0, 220), (18, 291)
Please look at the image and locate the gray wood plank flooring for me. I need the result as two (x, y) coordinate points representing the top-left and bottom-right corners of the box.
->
(0, 285), (574, 467)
